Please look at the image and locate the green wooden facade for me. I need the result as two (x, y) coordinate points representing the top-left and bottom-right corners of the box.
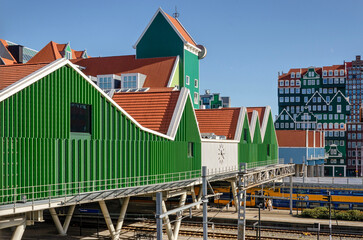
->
(135, 9), (201, 109)
(239, 111), (278, 166)
(0, 64), (201, 204)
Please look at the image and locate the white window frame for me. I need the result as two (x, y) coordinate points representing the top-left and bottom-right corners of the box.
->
(291, 72), (295, 78)
(279, 81), (284, 86)
(186, 76), (190, 85)
(194, 92), (199, 104)
(194, 79), (198, 88)
(334, 70), (338, 76)
(323, 70), (327, 76)
(340, 70), (344, 76)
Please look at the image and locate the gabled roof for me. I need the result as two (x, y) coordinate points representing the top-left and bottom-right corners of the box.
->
(28, 41), (88, 63)
(134, 8), (199, 49)
(195, 108), (241, 140)
(276, 108), (295, 122)
(72, 55), (178, 88)
(112, 90), (181, 134)
(329, 90), (350, 105)
(0, 63), (49, 91)
(276, 130), (324, 148)
(0, 58), (193, 140)
(247, 107), (266, 127)
(306, 91), (328, 105)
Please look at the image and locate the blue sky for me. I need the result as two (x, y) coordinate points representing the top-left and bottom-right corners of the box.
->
(2, 0), (363, 116)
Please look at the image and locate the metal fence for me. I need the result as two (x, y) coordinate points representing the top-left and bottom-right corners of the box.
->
(284, 177), (363, 185)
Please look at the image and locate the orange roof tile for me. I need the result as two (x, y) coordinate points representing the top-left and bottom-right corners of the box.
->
(276, 130), (324, 148)
(195, 108), (240, 140)
(0, 63), (49, 90)
(112, 91), (180, 134)
(164, 12), (197, 47)
(27, 41), (62, 63)
(72, 55), (177, 88)
(246, 107), (266, 127)
(28, 41), (87, 63)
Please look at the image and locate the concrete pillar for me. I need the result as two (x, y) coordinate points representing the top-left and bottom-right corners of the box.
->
(11, 219), (26, 240)
(231, 181), (239, 212)
(307, 165), (314, 177)
(49, 208), (66, 236)
(114, 197), (130, 240)
(161, 200), (174, 240)
(173, 193), (187, 240)
(99, 200), (116, 239)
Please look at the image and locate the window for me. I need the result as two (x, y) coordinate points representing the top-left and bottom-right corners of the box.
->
(296, 97), (300, 102)
(304, 97), (308, 103)
(279, 97), (284, 102)
(296, 73), (301, 78)
(279, 88), (283, 94)
(340, 70), (344, 76)
(329, 105), (332, 111)
(340, 78), (344, 84)
(71, 103), (91, 134)
(302, 89), (306, 94)
(291, 72), (295, 78)
(290, 88), (294, 94)
(279, 81), (284, 86)
(296, 80), (301, 86)
(99, 77), (113, 89)
(186, 76), (190, 85)
(323, 70), (327, 76)
(337, 105), (341, 113)
(337, 96), (341, 102)
(285, 97), (289, 102)
(334, 70), (338, 76)
(329, 70), (333, 76)
(123, 75), (137, 89)
(291, 80), (295, 86)
(244, 130), (248, 141)
(188, 142), (194, 157)
(285, 80), (289, 86)
(296, 88), (300, 94)
(194, 79), (198, 88)
(194, 92), (199, 104)
(65, 51), (72, 59)
(326, 96), (330, 102)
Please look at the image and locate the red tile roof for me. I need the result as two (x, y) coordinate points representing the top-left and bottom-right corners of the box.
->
(112, 91), (180, 134)
(246, 107), (266, 127)
(28, 41), (88, 63)
(279, 64), (345, 80)
(0, 63), (49, 90)
(276, 130), (324, 148)
(72, 55), (177, 88)
(195, 108), (240, 140)
(164, 12), (197, 47)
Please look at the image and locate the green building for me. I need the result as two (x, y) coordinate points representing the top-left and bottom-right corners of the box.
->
(134, 8), (206, 109)
(275, 65), (351, 176)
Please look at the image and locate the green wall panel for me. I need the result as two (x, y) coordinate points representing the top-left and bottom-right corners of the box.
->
(0, 66), (201, 204)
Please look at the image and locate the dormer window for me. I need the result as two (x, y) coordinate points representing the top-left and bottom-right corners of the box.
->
(97, 74), (122, 90)
(121, 73), (146, 89)
(296, 72), (301, 78)
(340, 70), (344, 76)
(291, 72), (295, 78)
(285, 80), (289, 86)
(65, 51), (72, 59)
(329, 70), (333, 76)
(323, 70), (327, 76)
(334, 70), (338, 76)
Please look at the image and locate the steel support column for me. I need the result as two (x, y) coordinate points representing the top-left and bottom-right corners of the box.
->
(156, 192), (163, 240)
(173, 192), (187, 240)
(237, 162), (247, 240)
(202, 166), (208, 240)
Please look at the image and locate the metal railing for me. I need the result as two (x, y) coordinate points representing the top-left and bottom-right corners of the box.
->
(0, 170), (201, 206)
(283, 177), (363, 185)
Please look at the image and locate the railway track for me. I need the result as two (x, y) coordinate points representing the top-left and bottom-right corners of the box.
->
(124, 225), (297, 240)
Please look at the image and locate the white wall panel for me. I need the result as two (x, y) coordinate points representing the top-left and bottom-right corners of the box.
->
(201, 141), (238, 174)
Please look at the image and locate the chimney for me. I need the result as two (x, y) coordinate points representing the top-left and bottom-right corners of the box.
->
(356, 55), (361, 61)
(8, 45), (24, 63)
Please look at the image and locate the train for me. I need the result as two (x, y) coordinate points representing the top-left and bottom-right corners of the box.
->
(210, 182), (363, 211)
